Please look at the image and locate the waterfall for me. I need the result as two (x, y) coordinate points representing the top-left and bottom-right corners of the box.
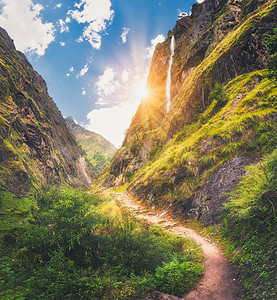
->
(166, 36), (175, 112)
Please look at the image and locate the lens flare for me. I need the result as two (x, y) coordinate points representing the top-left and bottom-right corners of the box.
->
(132, 80), (149, 100)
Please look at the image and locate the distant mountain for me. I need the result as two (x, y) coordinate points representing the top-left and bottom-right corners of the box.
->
(65, 117), (117, 174)
(0, 27), (95, 195)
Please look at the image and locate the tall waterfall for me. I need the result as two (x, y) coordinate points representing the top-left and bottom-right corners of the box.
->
(166, 36), (175, 112)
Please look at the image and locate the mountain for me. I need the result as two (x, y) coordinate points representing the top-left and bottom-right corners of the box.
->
(65, 117), (117, 173)
(92, 2), (277, 297)
(0, 27), (95, 196)
(95, 0), (277, 223)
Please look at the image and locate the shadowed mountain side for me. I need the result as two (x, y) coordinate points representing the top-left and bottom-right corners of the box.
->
(0, 27), (95, 195)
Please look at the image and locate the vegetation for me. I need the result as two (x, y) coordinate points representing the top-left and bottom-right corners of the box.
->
(221, 149), (277, 299)
(264, 27), (277, 78)
(65, 117), (116, 174)
(122, 70), (277, 211)
(0, 189), (204, 299)
(208, 83), (228, 114)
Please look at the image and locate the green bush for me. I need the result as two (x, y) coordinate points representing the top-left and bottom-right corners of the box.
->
(124, 170), (133, 183)
(0, 189), (204, 299)
(209, 83), (228, 114)
(151, 258), (204, 296)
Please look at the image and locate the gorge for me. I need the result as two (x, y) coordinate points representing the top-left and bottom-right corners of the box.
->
(0, 0), (276, 299)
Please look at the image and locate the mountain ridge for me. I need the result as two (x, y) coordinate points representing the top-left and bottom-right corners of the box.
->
(94, 0), (277, 221)
(0, 27), (95, 195)
(65, 116), (117, 174)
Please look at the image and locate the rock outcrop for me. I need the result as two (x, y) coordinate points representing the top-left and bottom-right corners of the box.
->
(95, 0), (277, 223)
(0, 27), (95, 195)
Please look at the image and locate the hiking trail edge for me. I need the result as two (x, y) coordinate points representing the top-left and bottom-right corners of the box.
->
(113, 192), (242, 300)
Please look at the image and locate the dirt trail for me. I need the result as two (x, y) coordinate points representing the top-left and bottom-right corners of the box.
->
(113, 192), (241, 300)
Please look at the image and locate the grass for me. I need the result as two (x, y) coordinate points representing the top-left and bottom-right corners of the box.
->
(0, 188), (204, 299)
(220, 149), (277, 299)
(125, 70), (277, 212)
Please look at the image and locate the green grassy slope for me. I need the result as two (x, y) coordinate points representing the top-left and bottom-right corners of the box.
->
(65, 117), (117, 174)
(92, 1), (277, 298)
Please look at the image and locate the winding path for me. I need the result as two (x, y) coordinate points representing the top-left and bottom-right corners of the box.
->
(113, 192), (241, 300)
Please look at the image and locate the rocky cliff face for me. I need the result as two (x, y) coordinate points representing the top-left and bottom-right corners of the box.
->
(95, 0), (277, 223)
(0, 27), (95, 195)
(65, 117), (117, 174)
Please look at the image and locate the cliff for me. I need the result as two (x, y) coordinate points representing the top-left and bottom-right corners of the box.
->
(0, 27), (95, 195)
(65, 117), (117, 173)
(94, 0), (277, 223)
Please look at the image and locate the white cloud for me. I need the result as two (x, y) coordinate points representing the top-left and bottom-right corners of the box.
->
(0, 0), (55, 56)
(178, 12), (188, 20)
(55, 3), (62, 9)
(68, 0), (114, 49)
(122, 70), (129, 83)
(82, 90), (87, 96)
(58, 19), (69, 33)
(77, 63), (89, 78)
(66, 73), (70, 77)
(74, 0), (86, 9)
(69, 66), (74, 72)
(86, 98), (140, 147)
(82, 23), (102, 49)
(144, 34), (165, 59)
(60, 41), (65, 46)
(96, 67), (120, 99)
(196, 0), (205, 3)
(121, 27), (130, 44)
(65, 17), (71, 23)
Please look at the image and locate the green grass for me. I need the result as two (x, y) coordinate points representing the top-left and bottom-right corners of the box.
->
(125, 71), (277, 210)
(0, 188), (204, 299)
(220, 149), (277, 299)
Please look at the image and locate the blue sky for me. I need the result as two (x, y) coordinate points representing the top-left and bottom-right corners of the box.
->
(0, 0), (201, 147)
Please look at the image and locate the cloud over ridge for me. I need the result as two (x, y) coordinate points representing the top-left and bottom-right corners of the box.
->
(0, 0), (55, 56)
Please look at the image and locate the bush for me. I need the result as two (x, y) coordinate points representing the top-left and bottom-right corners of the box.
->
(209, 83), (228, 114)
(0, 189), (204, 299)
(151, 258), (204, 296)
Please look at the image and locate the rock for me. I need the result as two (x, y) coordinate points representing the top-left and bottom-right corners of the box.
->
(0, 27), (95, 195)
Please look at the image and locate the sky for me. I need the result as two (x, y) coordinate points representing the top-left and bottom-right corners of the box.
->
(0, 0), (202, 147)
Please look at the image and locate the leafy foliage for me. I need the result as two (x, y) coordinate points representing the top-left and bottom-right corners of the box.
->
(124, 170), (133, 183)
(209, 83), (228, 114)
(144, 257), (204, 296)
(0, 189), (203, 299)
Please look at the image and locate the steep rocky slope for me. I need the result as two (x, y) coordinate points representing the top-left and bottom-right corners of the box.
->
(95, 0), (277, 223)
(0, 27), (95, 195)
(65, 117), (116, 174)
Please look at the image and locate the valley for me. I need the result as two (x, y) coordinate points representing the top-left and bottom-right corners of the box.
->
(0, 0), (277, 299)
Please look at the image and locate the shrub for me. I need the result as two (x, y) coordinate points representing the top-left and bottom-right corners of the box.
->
(209, 83), (228, 113)
(0, 189), (204, 299)
(145, 257), (204, 296)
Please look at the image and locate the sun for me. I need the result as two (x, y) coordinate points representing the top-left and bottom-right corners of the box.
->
(132, 81), (149, 100)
